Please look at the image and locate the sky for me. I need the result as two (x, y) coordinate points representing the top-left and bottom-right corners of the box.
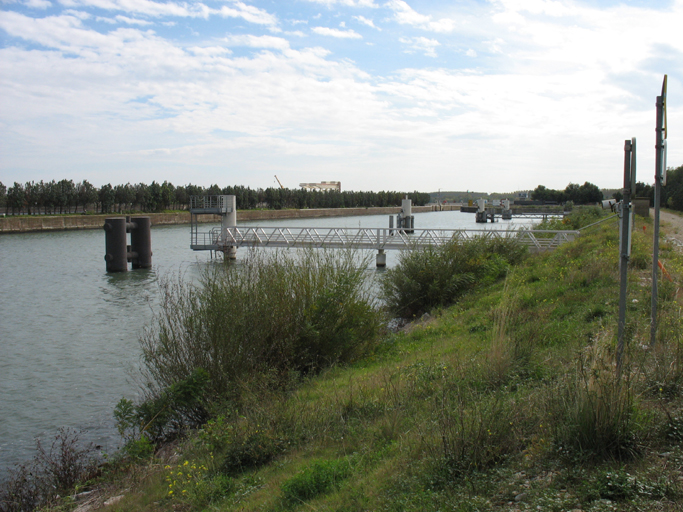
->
(0, 0), (681, 193)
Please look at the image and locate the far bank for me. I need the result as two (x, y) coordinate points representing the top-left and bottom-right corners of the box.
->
(0, 205), (457, 234)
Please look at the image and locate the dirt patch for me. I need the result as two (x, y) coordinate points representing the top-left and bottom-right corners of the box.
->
(651, 209), (683, 249)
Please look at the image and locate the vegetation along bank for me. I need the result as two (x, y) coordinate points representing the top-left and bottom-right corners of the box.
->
(2, 207), (683, 511)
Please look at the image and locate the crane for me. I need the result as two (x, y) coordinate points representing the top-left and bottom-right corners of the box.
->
(274, 175), (285, 189)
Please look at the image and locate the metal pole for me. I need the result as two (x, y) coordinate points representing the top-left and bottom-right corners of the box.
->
(650, 91), (665, 347)
(617, 139), (632, 375)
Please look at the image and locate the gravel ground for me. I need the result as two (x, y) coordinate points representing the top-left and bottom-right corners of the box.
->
(654, 209), (683, 249)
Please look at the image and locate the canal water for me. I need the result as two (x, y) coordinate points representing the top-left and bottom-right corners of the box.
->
(0, 211), (530, 480)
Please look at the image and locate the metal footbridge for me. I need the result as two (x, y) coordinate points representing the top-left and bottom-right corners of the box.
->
(191, 226), (580, 253)
(189, 195), (580, 266)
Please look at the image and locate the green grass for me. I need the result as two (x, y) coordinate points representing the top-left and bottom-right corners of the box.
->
(15, 210), (683, 512)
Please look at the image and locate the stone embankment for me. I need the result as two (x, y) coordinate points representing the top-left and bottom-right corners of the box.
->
(0, 205), (455, 234)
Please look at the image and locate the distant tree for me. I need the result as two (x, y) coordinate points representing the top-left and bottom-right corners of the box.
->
(7, 182), (25, 214)
(55, 179), (76, 213)
(160, 181), (175, 210)
(575, 182), (603, 204)
(114, 183), (135, 212)
(663, 165), (683, 211)
(0, 181), (6, 212)
(147, 181), (162, 211)
(76, 180), (98, 213)
(206, 184), (222, 196)
(134, 183), (150, 211)
(99, 183), (115, 213)
(24, 181), (38, 214)
(635, 182), (653, 205)
(175, 185), (188, 209)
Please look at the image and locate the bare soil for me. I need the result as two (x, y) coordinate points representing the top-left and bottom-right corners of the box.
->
(654, 209), (683, 248)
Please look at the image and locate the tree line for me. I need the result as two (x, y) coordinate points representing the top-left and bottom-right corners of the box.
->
(530, 181), (604, 204)
(0, 180), (432, 215)
(530, 167), (683, 211)
(609, 165), (683, 211)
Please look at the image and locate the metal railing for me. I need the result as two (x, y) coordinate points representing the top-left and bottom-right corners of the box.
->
(189, 195), (232, 212)
(190, 226), (580, 252)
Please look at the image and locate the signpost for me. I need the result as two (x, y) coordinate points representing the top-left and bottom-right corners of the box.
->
(651, 75), (668, 347)
(616, 138), (636, 375)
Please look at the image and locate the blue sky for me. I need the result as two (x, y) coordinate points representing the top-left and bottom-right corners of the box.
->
(0, 0), (680, 193)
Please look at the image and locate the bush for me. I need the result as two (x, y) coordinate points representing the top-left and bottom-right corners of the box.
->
(281, 458), (352, 504)
(114, 367), (211, 444)
(535, 206), (604, 231)
(0, 428), (98, 512)
(140, 249), (384, 399)
(380, 236), (526, 318)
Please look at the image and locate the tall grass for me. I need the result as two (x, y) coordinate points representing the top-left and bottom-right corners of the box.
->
(549, 335), (640, 461)
(380, 236), (526, 318)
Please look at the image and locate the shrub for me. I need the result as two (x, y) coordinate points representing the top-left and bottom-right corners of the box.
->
(218, 419), (288, 475)
(536, 206), (604, 231)
(281, 458), (352, 504)
(380, 236), (526, 318)
(139, 249), (383, 399)
(114, 367), (211, 444)
(0, 428), (98, 512)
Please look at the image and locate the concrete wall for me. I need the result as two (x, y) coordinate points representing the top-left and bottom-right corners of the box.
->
(0, 205), (446, 234)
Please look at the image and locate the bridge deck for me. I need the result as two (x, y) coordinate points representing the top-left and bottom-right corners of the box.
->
(191, 226), (579, 252)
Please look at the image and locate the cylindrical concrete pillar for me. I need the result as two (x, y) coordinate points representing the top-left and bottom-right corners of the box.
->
(104, 217), (128, 272)
(222, 195), (238, 260)
(130, 216), (152, 269)
(376, 249), (386, 267)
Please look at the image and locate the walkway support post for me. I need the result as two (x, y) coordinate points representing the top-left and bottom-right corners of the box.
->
(376, 249), (386, 268)
(222, 195), (237, 260)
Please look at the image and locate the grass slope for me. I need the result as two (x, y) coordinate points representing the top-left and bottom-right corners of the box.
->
(35, 213), (683, 512)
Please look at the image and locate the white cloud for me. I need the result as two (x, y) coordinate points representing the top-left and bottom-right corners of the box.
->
(312, 26), (362, 38)
(55, 0), (279, 25)
(25, 0), (52, 8)
(64, 8), (90, 19)
(465, 48), (476, 57)
(399, 36), (439, 57)
(222, 34), (290, 50)
(115, 15), (153, 25)
(216, 2), (278, 26)
(353, 15), (379, 29)
(303, 0), (379, 7)
(188, 45), (232, 56)
(385, 0), (455, 33)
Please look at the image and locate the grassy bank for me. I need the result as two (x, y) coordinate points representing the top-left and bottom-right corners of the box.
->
(3, 209), (683, 512)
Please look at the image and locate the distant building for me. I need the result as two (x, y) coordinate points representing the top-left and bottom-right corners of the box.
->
(299, 181), (342, 192)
